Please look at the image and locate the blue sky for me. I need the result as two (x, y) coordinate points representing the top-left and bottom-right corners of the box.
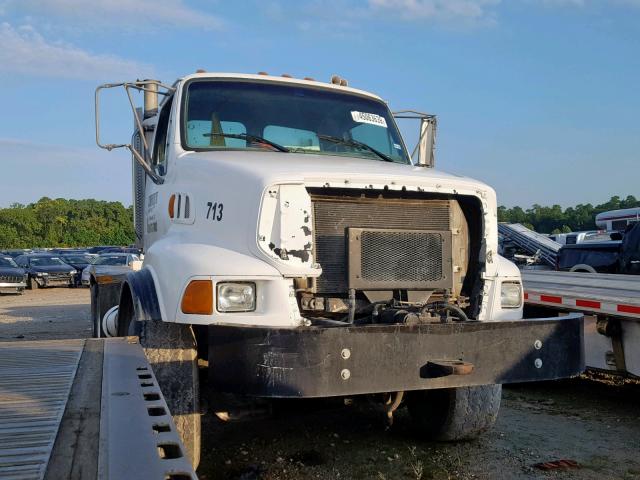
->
(0, 0), (638, 208)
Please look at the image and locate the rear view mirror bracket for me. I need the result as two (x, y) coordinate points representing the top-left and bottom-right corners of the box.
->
(95, 80), (175, 185)
(393, 110), (437, 168)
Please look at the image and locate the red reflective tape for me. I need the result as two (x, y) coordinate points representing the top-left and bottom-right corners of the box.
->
(618, 304), (640, 315)
(540, 295), (562, 304)
(524, 292), (529, 300)
(576, 299), (601, 309)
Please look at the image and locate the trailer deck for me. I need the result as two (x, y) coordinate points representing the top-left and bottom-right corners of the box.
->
(522, 270), (640, 319)
(522, 270), (640, 377)
(0, 338), (196, 480)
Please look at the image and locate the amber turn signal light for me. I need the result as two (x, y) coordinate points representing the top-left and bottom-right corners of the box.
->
(181, 280), (213, 315)
(168, 194), (176, 218)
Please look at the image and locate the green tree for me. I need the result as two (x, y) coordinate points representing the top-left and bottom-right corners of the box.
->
(498, 195), (640, 233)
(0, 197), (135, 249)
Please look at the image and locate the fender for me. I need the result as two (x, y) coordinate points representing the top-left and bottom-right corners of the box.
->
(120, 268), (163, 323)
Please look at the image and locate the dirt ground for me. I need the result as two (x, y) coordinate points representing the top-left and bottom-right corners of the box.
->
(1, 289), (639, 480)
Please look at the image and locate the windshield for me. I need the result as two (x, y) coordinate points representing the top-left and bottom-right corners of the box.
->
(182, 80), (410, 164)
(62, 255), (94, 264)
(30, 257), (67, 267)
(94, 255), (128, 266)
(0, 257), (19, 268)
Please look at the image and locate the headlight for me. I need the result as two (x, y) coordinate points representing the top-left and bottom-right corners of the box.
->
(501, 281), (522, 308)
(70, 270), (77, 275)
(36, 272), (48, 277)
(217, 282), (256, 312)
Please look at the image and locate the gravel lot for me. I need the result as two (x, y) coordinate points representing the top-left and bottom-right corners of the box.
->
(1, 289), (639, 480)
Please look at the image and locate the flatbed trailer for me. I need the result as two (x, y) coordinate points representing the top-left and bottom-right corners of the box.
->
(0, 338), (196, 480)
(522, 270), (640, 377)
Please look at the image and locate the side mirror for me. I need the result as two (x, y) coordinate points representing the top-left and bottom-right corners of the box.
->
(393, 111), (437, 168)
(95, 80), (174, 185)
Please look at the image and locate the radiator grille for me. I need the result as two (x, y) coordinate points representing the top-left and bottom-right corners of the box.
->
(0, 275), (23, 284)
(132, 132), (146, 248)
(361, 231), (443, 282)
(47, 273), (72, 281)
(312, 196), (451, 293)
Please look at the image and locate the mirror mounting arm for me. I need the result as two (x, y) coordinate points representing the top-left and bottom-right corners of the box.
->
(95, 80), (174, 185)
(393, 110), (437, 168)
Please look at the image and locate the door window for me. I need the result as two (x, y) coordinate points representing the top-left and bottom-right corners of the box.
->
(152, 97), (174, 176)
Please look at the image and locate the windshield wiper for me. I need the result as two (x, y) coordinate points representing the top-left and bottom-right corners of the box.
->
(203, 132), (289, 152)
(317, 135), (395, 163)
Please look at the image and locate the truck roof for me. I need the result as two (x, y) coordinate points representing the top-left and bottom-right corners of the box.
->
(177, 72), (384, 102)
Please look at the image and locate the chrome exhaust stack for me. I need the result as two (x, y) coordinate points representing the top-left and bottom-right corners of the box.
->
(143, 79), (159, 119)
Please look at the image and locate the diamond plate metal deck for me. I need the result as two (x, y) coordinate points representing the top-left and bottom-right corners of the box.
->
(0, 339), (84, 480)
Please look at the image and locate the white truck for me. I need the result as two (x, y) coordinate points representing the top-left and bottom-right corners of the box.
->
(92, 72), (584, 468)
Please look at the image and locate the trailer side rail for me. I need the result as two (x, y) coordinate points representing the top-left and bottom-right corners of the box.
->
(522, 270), (640, 320)
(0, 338), (197, 480)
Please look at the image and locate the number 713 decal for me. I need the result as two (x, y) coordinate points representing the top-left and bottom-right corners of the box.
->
(206, 202), (224, 221)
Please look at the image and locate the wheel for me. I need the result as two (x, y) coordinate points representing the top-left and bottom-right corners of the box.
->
(123, 315), (201, 469)
(406, 384), (501, 441)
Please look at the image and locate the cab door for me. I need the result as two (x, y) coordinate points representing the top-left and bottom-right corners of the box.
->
(144, 95), (174, 251)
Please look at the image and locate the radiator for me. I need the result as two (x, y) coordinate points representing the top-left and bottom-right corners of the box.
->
(312, 195), (452, 294)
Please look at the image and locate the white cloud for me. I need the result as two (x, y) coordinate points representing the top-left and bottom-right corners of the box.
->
(534, 0), (640, 7)
(2, 0), (224, 30)
(367, 0), (501, 21)
(0, 23), (154, 80)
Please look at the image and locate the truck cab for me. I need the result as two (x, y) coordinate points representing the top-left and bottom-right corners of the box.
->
(93, 72), (584, 468)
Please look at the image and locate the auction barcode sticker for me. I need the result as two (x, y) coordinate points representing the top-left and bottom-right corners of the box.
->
(350, 111), (388, 128)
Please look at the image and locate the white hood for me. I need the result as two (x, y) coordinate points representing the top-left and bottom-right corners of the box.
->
(176, 150), (492, 194)
(161, 150), (498, 279)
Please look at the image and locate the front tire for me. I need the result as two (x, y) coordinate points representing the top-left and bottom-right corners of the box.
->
(407, 384), (501, 441)
(128, 319), (201, 469)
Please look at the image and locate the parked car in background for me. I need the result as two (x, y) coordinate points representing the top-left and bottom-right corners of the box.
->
(87, 246), (117, 254)
(619, 222), (640, 275)
(60, 253), (97, 286)
(549, 230), (616, 245)
(1, 249), (33, 258)
(52, 248), (90, 255)
(14, 253), (77, 289)
(82, 253), (142, 286)
(556, 224), (639, 275)
(99, 247), (143, 255)
(0, 256), (27, 294)
(557, 242), (621, 273)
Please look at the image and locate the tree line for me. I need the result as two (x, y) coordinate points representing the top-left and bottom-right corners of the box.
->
(0, 198), (135, 249)
(498, 195), (639, 234)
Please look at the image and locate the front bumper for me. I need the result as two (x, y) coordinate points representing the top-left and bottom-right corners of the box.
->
(209, 314), (584, 398)
(0, 282), (26, 289)
(37, 274), (74, 286)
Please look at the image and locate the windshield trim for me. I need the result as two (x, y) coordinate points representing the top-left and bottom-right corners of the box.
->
(178, 78), (411, 164)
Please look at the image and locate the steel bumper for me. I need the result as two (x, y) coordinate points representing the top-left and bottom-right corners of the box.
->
(209, 313), (585, 398)
(40, 276), (74, 286)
